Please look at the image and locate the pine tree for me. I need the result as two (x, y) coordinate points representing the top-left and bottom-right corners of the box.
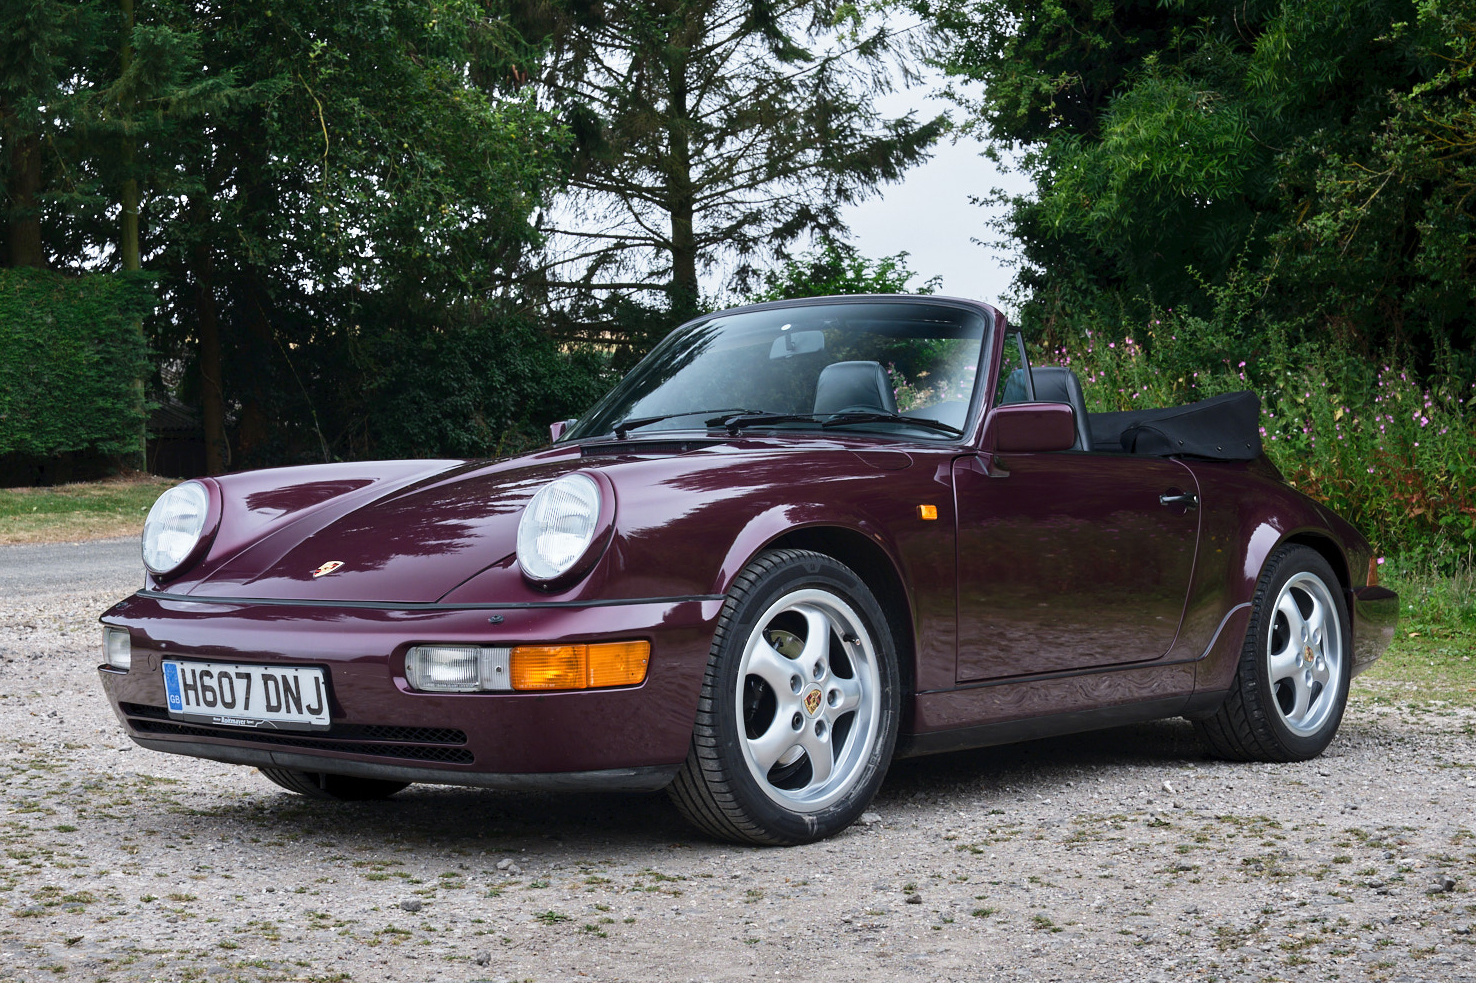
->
(530, 0), (944, 328)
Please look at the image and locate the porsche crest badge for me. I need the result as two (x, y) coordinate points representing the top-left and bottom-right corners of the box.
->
(803, 689), (823, 715)
(311, 560), (345, 578)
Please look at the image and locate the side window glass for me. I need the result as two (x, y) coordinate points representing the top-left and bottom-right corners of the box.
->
(993, 340), (1029, 406)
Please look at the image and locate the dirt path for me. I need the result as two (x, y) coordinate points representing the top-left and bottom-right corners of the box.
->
(2, 558), (1473, 983)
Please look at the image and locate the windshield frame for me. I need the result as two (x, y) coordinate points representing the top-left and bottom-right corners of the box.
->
(563, 295), (999, 445)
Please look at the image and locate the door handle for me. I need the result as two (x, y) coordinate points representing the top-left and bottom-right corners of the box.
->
(1159, 491), (1199, 509)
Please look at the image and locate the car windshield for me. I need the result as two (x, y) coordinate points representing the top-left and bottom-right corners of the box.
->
(565, 301), (989, 441)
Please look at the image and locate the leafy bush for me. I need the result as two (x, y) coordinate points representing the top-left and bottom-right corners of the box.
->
(0, 269), (155, 458)
(362, 314), (612, 460)
(749, 241), (941, 302)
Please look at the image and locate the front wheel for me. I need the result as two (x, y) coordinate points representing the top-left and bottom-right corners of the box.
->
(669, 549), (900, 845)
(1193, 545), (1351, 762)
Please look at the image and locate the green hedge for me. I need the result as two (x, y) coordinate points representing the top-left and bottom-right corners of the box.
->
(0, 268), (155, 458)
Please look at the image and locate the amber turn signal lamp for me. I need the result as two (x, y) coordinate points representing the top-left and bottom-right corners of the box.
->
(916, 504), (938, 521)
(509, 641), (650, 691)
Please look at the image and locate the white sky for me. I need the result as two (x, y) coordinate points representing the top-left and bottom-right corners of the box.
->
(839, 81), (1032, 312)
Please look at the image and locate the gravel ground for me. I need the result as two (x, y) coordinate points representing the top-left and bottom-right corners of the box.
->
(2, 544), (1473, 983)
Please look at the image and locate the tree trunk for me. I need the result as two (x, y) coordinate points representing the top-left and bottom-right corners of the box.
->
(119, 0), (140, 273)
(6, 129), (47, 269)
(119, 0), (147, 469)
(234, 270), (275, 465)
(665, 36), (699, 322)
(194, 239), (228, 475)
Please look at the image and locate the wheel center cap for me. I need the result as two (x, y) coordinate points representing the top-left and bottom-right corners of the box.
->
(1303, 644), (1314, 664)
(803, 688), (823, 716)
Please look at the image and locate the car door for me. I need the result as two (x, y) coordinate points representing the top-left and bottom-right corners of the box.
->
(952, 451), (1200, 682)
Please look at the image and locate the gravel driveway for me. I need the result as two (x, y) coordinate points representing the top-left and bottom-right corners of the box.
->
(2, 542), (1473, 982)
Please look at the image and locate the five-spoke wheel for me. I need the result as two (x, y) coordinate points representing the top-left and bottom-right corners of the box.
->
(735, 588), (882, 812)
(669, 549), (899, 844)
(1265, 570), (1344, 737)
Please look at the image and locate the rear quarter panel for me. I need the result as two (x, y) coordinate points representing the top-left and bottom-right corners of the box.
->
(1174, 459), (1374, 696)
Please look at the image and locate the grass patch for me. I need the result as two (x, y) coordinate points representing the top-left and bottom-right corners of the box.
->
(0, 474), (176, 545)
(1353, 635), (1476, 707)
(1353, 557), (1476, 708)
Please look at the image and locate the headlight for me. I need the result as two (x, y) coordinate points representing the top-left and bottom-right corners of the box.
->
(516, 473), (603, 582)
(142, 481), (211, 575)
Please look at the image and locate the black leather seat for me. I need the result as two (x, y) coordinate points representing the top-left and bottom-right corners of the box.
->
(813, 361), (897, 416)
(1001, 367), (1092, 451)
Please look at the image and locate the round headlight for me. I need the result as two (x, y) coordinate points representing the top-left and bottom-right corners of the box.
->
(517, 473), (603, 582)
(142, 481), (211, 575)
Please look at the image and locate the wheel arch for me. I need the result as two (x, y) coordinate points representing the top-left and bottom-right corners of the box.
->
(764, 526), (918, 715)
(1278, 531), (1350, 591)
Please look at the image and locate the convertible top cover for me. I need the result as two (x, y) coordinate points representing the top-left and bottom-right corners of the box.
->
(1089, 391), (1262, 461)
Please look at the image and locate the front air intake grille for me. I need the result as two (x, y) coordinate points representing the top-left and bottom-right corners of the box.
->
(339, 724), (468, 745)
(120, 703), (473, 764)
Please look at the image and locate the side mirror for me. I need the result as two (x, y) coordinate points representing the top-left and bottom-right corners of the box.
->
(982, 402), (1076, 453)
(549, 419), (576, 443)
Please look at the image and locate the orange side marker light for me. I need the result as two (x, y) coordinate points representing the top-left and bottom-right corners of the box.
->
(510, 641), (650, 691)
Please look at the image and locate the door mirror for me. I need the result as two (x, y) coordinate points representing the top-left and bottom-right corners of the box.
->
(549, 419), (576, 443)
(982, 402), (1076, 453)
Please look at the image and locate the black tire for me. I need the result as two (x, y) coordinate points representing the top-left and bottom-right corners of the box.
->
(258, 768), (410, 801)
(668, 549), (900, 845)
(1193, 545), (1352, 762)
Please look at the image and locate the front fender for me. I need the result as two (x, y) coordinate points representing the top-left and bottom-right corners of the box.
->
(708, 504), (903, 599)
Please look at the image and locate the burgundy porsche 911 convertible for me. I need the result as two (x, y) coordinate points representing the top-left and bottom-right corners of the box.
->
(98, 296), (1397, 844)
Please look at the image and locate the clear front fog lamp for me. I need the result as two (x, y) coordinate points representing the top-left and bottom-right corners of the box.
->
(103, 628), (131, 670)
(516, 473), (602, 581)
(405, 646), (511, 692)
(142, 481), (210, 575)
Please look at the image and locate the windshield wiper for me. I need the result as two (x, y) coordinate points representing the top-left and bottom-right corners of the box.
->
(612, 408), (758, 439)
(705, 411), (820, 431)
(820, 412), (963, 436)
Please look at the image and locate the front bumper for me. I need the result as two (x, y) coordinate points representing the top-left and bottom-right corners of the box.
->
(98, 591), (724, 790)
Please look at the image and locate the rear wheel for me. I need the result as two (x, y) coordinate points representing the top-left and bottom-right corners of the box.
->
(669, 549), (900, 845)
(1193, 545), (1351, 761)
(258, 768), (410, 801)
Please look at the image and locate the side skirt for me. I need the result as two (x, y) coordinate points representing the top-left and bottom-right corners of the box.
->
(895, 695), (1223, 759)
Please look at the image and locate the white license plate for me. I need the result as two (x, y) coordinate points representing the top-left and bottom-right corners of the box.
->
(162, 660), (330, 731)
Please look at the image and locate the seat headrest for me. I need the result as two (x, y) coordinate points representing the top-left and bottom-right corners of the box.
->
(813, 361), (898, 416)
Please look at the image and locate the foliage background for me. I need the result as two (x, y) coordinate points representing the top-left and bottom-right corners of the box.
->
(0, 268), (153, 459)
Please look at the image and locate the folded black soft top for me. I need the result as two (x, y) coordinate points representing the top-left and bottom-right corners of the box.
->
(1088, 391), (1262, 461)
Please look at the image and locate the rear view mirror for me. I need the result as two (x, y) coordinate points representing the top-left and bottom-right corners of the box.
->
(982, 402), (1076, 453)
(769, 330), (825, 359)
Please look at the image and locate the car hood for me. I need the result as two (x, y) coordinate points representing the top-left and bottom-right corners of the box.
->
(177, 453), (589, 603)
(160, 434), (922, 605)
